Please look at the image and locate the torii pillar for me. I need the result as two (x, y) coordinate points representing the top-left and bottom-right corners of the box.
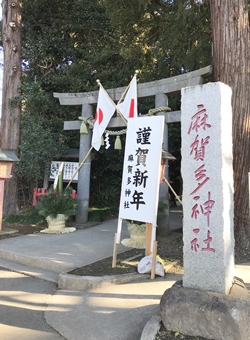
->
(156, 93), (170, 236)
(77, 104), (92, 224)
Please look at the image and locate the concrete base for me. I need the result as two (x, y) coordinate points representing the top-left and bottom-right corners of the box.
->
(160, 278), (250, 340)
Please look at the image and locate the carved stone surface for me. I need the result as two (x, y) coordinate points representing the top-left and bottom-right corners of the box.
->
(160, 279), (250, 340)
(181, 82), (235, 294)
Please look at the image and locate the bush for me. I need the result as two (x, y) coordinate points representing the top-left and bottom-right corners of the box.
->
(35, 187), (77, 218)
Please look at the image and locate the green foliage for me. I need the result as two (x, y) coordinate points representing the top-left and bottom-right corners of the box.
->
(158, 0), (212, 75)
(22, 0), (137, 91)
(104, 0), (212, 79)
(3, 206), (46, 225)
(17, 115), (66, 181)
(174, 328), (185, 338)
(16, 97), (68, 205)
(155, 328), (170, 340)
(3, 205), (118, 224)
(35, 188), (77, 218)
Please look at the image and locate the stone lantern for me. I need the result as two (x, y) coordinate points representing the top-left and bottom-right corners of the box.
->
(0, 149), (19, 230)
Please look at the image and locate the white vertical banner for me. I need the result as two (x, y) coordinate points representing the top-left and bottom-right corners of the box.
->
(118, 116), (164, 226)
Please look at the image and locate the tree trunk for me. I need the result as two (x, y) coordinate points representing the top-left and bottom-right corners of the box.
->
(1, 0), (22, 216)
(210, 0), (250, 244)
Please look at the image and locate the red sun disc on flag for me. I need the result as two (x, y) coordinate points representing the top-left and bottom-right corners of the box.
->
(94, 108), (104, 124)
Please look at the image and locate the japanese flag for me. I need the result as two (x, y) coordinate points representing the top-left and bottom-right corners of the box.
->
(92, 86), (116, 151)
(117, 75), (138, 120)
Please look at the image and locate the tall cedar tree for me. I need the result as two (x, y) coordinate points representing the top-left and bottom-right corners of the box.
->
(210, 0), (250, 244)
(1, 0), (22, 216)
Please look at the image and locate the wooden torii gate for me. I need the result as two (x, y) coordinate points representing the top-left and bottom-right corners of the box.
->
(54, 65), (213, 235)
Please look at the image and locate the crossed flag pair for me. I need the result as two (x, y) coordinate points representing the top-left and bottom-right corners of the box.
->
(66, 74), (138, 187)
(91, 74), (138, 151)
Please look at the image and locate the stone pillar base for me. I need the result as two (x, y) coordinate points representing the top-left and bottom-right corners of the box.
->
(160, 278), (250, 340)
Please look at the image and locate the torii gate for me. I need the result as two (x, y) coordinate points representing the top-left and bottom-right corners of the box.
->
(54, 65), (213, 235)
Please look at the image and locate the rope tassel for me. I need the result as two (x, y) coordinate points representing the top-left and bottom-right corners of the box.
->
(114, 136), (122, 150)
(80, 121), (88, 134)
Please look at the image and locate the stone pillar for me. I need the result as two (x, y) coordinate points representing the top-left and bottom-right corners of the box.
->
(155, 92), (170, 237)
(181, 82), (235, 294)
(76, 104), (93, 224)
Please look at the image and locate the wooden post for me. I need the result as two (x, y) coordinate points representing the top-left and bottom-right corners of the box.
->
(151, 240), (158, 280)
(145, 223), (152, 256)
(0, 179), (5, 230)
(112, 233), (118, 268)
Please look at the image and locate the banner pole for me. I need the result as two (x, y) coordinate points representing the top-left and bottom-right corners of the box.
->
(163, 177), (182, 206)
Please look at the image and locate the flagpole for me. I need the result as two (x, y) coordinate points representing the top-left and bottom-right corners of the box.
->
(66, 146), (93, 189)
